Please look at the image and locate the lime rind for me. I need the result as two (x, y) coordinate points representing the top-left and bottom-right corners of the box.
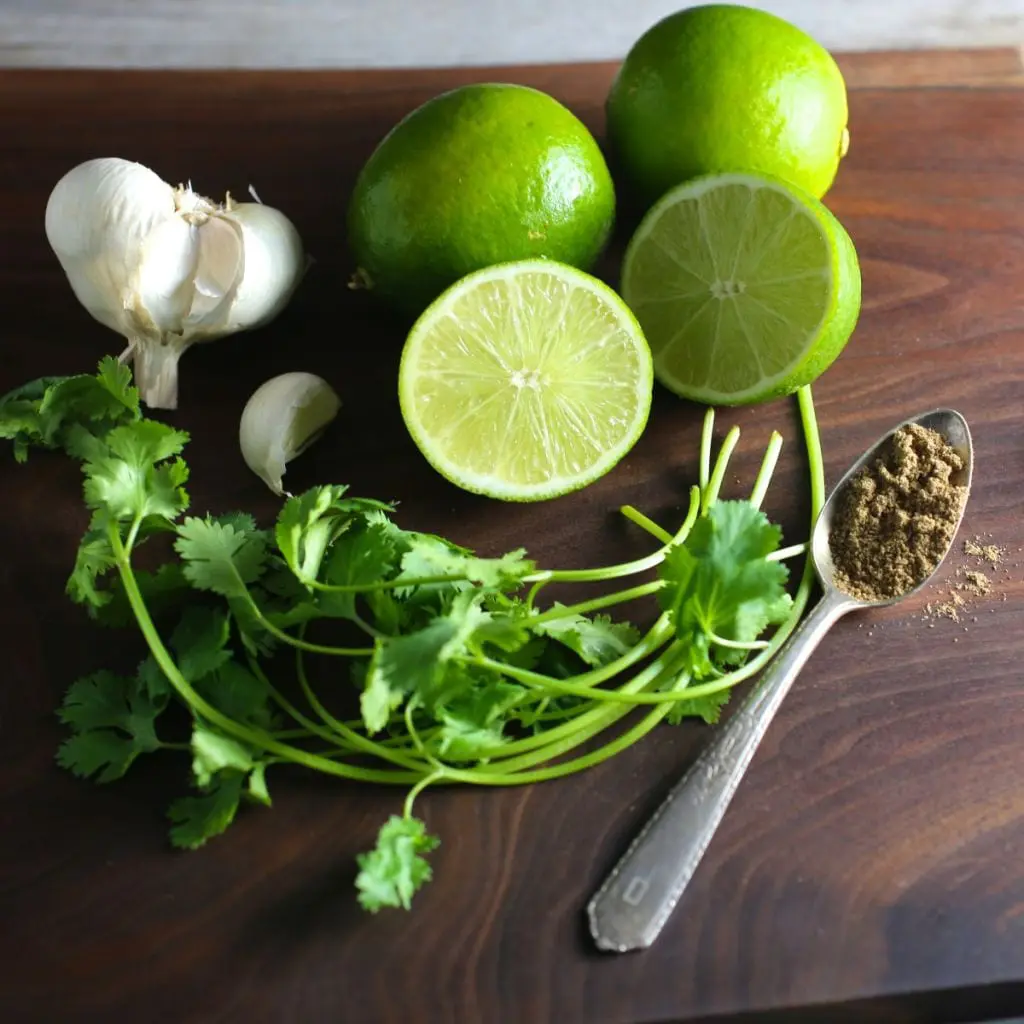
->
(399, 259), (654, 502)
(621, 172), (860, 405)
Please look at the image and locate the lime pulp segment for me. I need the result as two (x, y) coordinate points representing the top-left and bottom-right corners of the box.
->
(622, 173), (857, 404)
(399, 260), (654, 501)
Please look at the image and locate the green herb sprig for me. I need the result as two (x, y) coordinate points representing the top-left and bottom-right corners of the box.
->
(1, 359), (824, 912)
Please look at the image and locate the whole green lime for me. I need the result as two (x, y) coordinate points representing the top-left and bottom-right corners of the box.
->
(606, 4), (849, 206)
(347, 83), (616, 313)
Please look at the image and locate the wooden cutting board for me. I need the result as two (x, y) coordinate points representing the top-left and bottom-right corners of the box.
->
(2, 48), (1024, 1024)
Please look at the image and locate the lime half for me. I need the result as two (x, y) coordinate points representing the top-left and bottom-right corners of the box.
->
(621, 172), (861, 405)
(399, 259), (653, 501)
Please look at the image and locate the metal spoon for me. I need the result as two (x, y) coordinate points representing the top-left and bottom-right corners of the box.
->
(587, 408), (973, 953)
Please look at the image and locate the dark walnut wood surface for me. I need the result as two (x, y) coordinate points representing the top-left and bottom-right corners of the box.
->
(3, 50), (1024, 1024)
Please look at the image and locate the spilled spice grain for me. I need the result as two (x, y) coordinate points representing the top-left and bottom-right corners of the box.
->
(919, 537), (1010, 628)
(925, 589), (966, 623)
(962, 569), (991, 596)
(964, 538), (1003, 566)
(829, 423), (968, 602)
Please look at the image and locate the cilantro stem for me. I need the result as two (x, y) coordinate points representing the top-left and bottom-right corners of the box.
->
(531, 485), (700, 584)
(468, 648), (698, 705)
(476, 672), (643, 758)
(405, 701), (444, 772)
(475, 653), (690, 774)
(524, 576), (550, 612)
(749, 431), (783, 510)
(799, 384), (826, 513)
(706, 630), (770, 651)
(261, 672), (362, 750)
(350, 609), (385, 639)
(463, 698), (676, 785)
(271, 727), (318, 740)
(403, 770), (445, 818)
(124, 513), (144, 554)
(477, 610), (675, 696)
(305, 573), (468, 594)
(243, 599), (374, 657)
(768, 542), (808, 562)
(293, 647), (431, 772)
(618, 505), (673, 544)
(529, 579), (664, 626)
(702, 425), (741, 513)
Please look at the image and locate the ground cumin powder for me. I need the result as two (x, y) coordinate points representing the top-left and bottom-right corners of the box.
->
(829, 423), (968, 602)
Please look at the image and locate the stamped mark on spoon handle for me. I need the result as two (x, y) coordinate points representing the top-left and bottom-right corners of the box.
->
(587, 590), (850, 953)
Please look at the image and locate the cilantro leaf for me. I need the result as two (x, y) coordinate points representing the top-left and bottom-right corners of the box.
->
(105, 418), (190, 466)
(175, 516), (268, 597)
(666, 687), (732, 725)
(137, 655), (172, 704)
(659, 501), (791, 678)
(82, 420), (190, 522)
(276, 486), (394, 584)
(533, 607), (641, 667)
(514, 692), (589, 732)
(318, 520), (401, 620)
(247, 762), (272, 806)
(355, 814), (439, 912)
(196, 661), (274, 729)
(365, 588), (407, 635)
(0, 358), (139, 461)
(56, 670), (163, 782)
(190, 725), (257, 787)
(170, 606), (232, 682)
(40, 358), (139, 443)
(93, 563), (188, 628)
(168, 772), (246, 850)
(56, 731), (143, 783)
(397, 535), (535, 589)
(0, 375), (63, 460)
(65, 527), (118, 609)
(167, 724), (271, 848)
(435, 680), (522, 761)
(165, 602), (276, 733)
(360, 593), (489, 732)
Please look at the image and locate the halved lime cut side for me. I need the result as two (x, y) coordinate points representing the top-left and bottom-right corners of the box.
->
(621, 172), (861, 405)
(399, 259), (654, 501)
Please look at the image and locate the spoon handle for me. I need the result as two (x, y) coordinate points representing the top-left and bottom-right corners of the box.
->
(587, 588), (852, 953)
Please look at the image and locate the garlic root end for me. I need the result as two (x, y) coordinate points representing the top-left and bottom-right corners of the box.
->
(131, 341), (189, 410)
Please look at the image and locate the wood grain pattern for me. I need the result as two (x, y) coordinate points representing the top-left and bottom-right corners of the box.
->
(2, 58), (1024, 1024)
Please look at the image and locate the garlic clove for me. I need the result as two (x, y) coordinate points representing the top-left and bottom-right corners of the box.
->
(219, 203), (307, 331)
(191, 216), (243, 318)
(239, 372), (341, 496)
(133, 215), (201, 335)
(46, 157), (177, 338)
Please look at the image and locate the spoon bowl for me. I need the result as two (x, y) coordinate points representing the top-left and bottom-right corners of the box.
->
(812, 407), (973, 610)
(587, 408), (974, 953)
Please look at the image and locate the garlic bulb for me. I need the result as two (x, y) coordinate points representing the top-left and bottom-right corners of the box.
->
(240, 372), (341, 496)
(45, 157), (307, 410)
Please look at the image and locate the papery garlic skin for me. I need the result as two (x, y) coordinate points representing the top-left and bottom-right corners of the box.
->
(240, 372), (341, 496)
(45, 157), (306, 411)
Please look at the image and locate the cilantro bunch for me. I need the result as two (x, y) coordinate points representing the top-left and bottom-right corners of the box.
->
(0, 360), (825, 912)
